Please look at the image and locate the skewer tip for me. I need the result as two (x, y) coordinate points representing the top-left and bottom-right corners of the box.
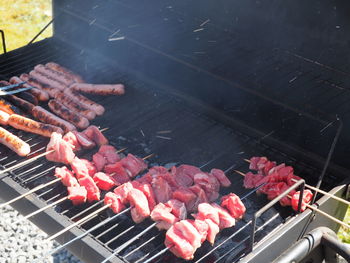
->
(234, 170), (246, 177)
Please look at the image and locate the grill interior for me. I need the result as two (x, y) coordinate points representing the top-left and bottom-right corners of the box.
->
(0, 37), (346, 263)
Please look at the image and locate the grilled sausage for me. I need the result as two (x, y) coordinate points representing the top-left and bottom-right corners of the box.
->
(54, 91), (96, 120)
(19, 74), (59, 98)
(70, 83), (125, 95)
(0, 127), (30, 156)
(32, 106), (76, 133)
(10, 76), (49, 101)
(5, 95), (35, 113)
(46, 62), (84, 83)
(29, 70), (67, 91)
(48, 100), (89, 129)
(0, 110), (10, 125)
(8, 114), (63, 137)
(34, 64), (75, 87)
(65, 89), (105, 115)
(0, 80), (38, 105)
(0, 98), (20, 115)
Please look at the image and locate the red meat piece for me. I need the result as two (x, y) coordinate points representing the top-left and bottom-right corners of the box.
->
(170, 166), (193, 187)
(221, 193), (246, 219)
(266, 182), (288, 200)
(131, 181), (157, 211)
(291, 189), (313, 212)
(80, 159), (97, 177)
(166, 199), (187, 220)
(105, 162), (130, 184)
(120, 154), (147, 178)
(267, 163), (286, 175)
(71, 157), (90, 179)
(46, 132), (75, 164)
(72, 130), (95, 149)
(92, 152), (106, 172)
(54, 166), (78, 187)
(82, 125), (108, 146)
(63, 131), (81, 152)
(175, 220), (202, 249)
(210, 168), (231, 187)
(68, 186), (87, 205)
(204, 218), (220, 245)
(114, 182), (134, 204)
(93, 172), (117, 191)
(147, 166), (179, 189)
(136, 173), (153, 184)
(104, 192), (125, 214)
(189, 219), (208, 243)
(98, 145), (120, 164)
(128, 188), (150, 223)
(211, 203), (236, 229)
(193, 172), (220, 201)
(189, 184), (208, 211)
(194, 203), (220, 225)
(172, 188), (197, 212)
(148, 166), (169, 175)
(286, 174), (303, 186)
(152, 176), (173, 203)
(151, 203), (178, 230)
(165, 225), (195, 260)
(243, 172), (265, 189)
(78, 176), (100, 202)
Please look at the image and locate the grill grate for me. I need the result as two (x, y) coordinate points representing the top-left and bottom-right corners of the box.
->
(0, 38), (341, 263)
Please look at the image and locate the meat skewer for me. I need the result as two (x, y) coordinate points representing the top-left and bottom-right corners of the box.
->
(0, 127), (31, 157)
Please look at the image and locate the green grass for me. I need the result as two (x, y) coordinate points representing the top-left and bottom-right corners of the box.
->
(338, 206), (350, 243)
(0, 0), (52, 54)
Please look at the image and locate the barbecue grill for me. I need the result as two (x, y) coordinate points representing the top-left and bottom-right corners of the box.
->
(1, 0), (350, 262)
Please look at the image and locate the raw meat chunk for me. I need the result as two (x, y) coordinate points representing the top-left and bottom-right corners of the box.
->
(221, 193), (246, 219)
(166, 199), (187, 220)
(46, 132), (75, 164)
(63, 131), (81, 152)
(152, 177), (173, 203)
(165, 225), (196, 260)
(104, 192), (125, 213)
(211, 203), (235, 229)
(93, 172), (117, 191)
(78, 176), (100, 202)
(68, 186), (87, 205)
(210, 168), (231, 187)
(82, 125), (108, 146)
(204, 218), (220, 245)
(113, 182), (134, 204)
(172, 188), (197, 212)
(54, 166), (78, 187)
(128, 188), (150, 223)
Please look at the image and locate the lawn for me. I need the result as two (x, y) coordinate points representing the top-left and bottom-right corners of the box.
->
(0, 0), (52, 54)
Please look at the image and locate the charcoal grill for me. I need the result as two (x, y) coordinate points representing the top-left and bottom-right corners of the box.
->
(1, 0), (350, 262)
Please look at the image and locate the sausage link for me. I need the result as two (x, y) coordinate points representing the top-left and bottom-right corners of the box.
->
(5, 95), (35, 113)
(34, 64), (75, 87)
(8, 114), (63, 137)
(0, 110), (10, 125)
(70, 83), (125, 95)
(29, 70), (67, 90)
(65, 89), (105, 115)
(10, 76), (49, 101)
(0, 127), (30, 156)
(0, 98), (20, 115)
(46, 62), (84, 83)
(48, 100), (89, 129)
(32, 106), (76, 133)
(20, 74), (58, 98)
(54, 91), (96, 120)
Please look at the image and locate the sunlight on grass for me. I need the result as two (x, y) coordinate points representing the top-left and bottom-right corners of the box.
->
(0, 0), (52, 54)
(338, 206), (350, 243)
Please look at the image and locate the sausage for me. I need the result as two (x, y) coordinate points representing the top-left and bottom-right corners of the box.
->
(70, 83), (125, 95)
(8, 114), (63, 137)
(29, 70), (67, 91)
(32, 106), (76, 133)
(65, 89), (105, 115)
(0, 98), (20, 115)
(34, 64), (75, 87)
(5, 95), (35, 113)
(10, 76), (49, 101)
(0, 80), (38, 105)
(0, 110), (10, 125)
(48, 100), (89, 129)
(20, 74), (59, 98)
(54, 91), (96, 120)
(0, 127), (30, 156)
(46, 62), (84, 83)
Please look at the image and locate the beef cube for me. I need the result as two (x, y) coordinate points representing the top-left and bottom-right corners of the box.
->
(175, 164), (201, 180)
(291, 189), (313, 212)
(152, 176), (172, 203)
(211, 203), (235, 229)
(189, 184), (208, 211)
(165, 225), (195, 260)
(136, 173), (153, 184)
(221, 193), (246, 219)
(195, 203), (220, 225)
(54, 166), (78, 187)
(71, 157), (90, 179)
(80, 159), (97, 177)
(93, 172), (117, 191)
(98, 145), (120, 164)
(210, 168), (231, 187)
(193, 172), (220, 201)
(189, 219), (208, 243)
(114, 182), (133, 204)
(120, 154), (147, 178)
(104, 192), (125, 213)
(170, 166), (193, 187)
(128, 188), (150, 223)
(72, 130), (95, 149)
(83, 125), (108, 146)
(204, 218), (220, 245)
(131, 181), (157, 211)
(78, 176), (100, 202)
(105, 162), (130, 184)
(46, 132), (75, 164)
(63, 131), (81, 152)
(172, 188), (197, 212)
(68, 186), (87, 205)
(243, 172), (265, 189)
(175, 220), (202, 249)
(151, 203), (178, 230)
(92, 152), (106, 172)
(166, 199), (187, 220)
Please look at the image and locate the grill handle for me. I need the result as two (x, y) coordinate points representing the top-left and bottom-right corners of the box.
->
(273, 226), (350, 263)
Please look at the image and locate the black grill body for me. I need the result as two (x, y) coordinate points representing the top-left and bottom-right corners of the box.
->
(0, 1), (349, 262)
